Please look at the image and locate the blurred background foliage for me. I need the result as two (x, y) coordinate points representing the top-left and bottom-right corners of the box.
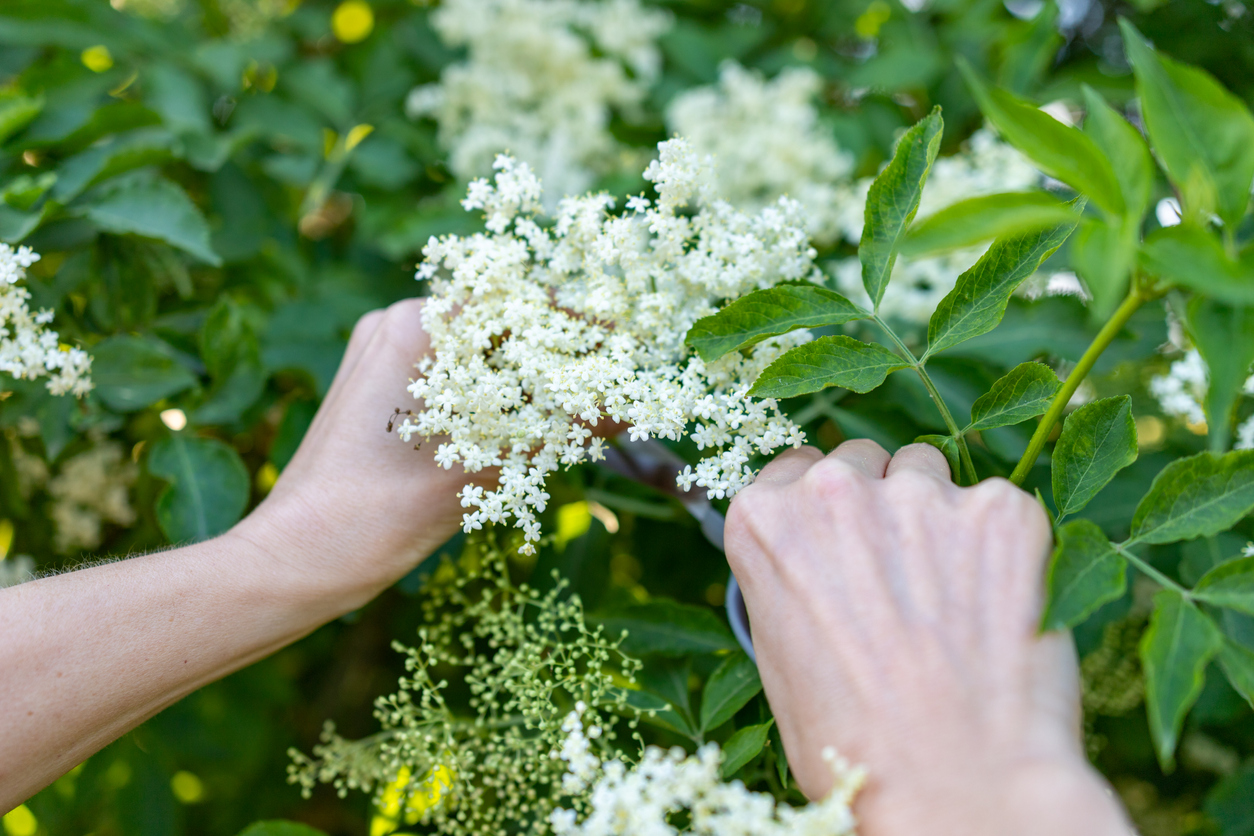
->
(3, 0), (1254, 834)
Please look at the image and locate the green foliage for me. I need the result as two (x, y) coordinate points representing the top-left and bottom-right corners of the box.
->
(148, 434), (249, 542)
(597, 599), (738, 657)
(1189, 299), (1254, 451)
(698, 651), (762, 732)
(1041, 519), (1125, 631)
(685, 286), (866, 363)
(965, 361), (1060, 432)
(1051, 396), (1138, 519)
(237, 823), (327, 836)
(1193, 557), (1254, 615)
(719, 722), (772, 780)
(1130, 451), (1254, 545)
(750, 335), (908, 399)
(900, 191), (1077, 258)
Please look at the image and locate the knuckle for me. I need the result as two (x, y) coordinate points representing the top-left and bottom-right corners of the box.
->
(802, 458), (864, 505)
(838, 437), (888, 459)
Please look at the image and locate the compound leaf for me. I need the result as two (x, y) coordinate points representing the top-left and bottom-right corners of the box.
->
(967, 361), (1061, 432)
(1041, 519), (1126, 631)
(1052, 395), (1138, 519)
(750, 336), (909, 399)
(1130, 451), (1254, 545)
(686, 285), (867, 362)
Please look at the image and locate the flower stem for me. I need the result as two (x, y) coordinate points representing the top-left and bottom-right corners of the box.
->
(1009, 289), (1145, 486)
(874, 316), (978, 485)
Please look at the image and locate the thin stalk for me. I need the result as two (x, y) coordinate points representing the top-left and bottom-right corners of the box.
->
(1008, 290), (1145, 485)
(873, 316), (978, 484)
(1115, 543), (1190, 597)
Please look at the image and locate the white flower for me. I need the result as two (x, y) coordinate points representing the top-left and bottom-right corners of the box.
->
(406, 0), (671, 206)
(666, 61), (855, 245)
(1150, 349), (1211, 427)
(47, 441), (137, 554)
(403, 138), (814, 552)
(0, 243), (92, 397)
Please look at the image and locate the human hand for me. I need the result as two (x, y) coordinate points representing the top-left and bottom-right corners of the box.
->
(234, 298), (485, 611)
(724, 440), (1131, 836)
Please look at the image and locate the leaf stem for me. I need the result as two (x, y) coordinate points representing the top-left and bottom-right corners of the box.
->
(1115, 543), (1190, 597)
(873, 316), (978, 484)
(1008, 289), (1145, 485)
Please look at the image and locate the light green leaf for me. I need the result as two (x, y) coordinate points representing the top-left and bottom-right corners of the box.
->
(700, 652), (762, 732)
(237, 823), (328, 836)
(1130, 451), (1254, 545)
(685, 286), (867, 363)
(967, 361), (1061, 432)
(958, 59), (1124, 216)
(925, 215), (1080, 358)
(1217, 639), (1254, 709)
(0, 93), (42, 145)
(52, 127), (177, 203)
(749, 336), (909, 399)
(148, 434), (250, 543)
(92, 335), (198, 412)
(599, 600), (738, 657)
(901, 192), (1077, 257)
(1140, 589), (1223, 770)
(860, 107), (943, 310)
(1194, 556), (1254, 615)
(1140, 224), (1254, 305)
(84, 177), (222, 265)
(1188, 299), (1254, 451)
(1040, 519), (1126, 631)
(1070, 217), (1139, 321)
(914, 434), (960, 478)
(1052, 396), (1138, 519)
(1121, 20), (1254, 228)
(720, 722), (773, 780)
(1080, 84), (1154, 222)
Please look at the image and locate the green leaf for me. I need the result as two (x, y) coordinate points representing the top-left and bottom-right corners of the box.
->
(901, 192), (1077, 257)
(1070, 218), (1139, 321)
(1080, 84), (1154, 222)
(966, 361), (1061, 432)
(1120, 20), (1254, 228)
(1040, 519), (1126, 631)
(749, 336), (908, 399)
(91, 334), (198, 412)
(611, 687), (696, 738)
(914, 434), (960, 478)
(148, 434), (250, 543)
(52, 127), (176, 203)
(1140, 224), (1254, 305)
(1188, 299), (1254, 451)
(599, 600), (738, 657)
(1194, 556), (1254, 615)
(1140, 589), (1223, 770)
(720, 721), (773, 780)
(958, 59), (1124, 216)
(1052, 396), (1138, 519)
(237, 823), (328, 836)
(699, 652), (762, 732)
(685, 285), (867, 363)
(1217, 639), (1254, 709)
(769, 720), (789, 788)
(1130, 451), (1254, 545)
(859, 107), (943, 310)
(925, 215), (1080, 358)
(0, 93), (42, 146)
(84, 177), (221, 265)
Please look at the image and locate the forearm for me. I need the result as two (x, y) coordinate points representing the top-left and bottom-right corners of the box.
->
(0, 521), (355, 811)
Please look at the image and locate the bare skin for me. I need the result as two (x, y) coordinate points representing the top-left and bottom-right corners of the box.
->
(724, 439), (1134, 835)
(1, 301), (1133, 833)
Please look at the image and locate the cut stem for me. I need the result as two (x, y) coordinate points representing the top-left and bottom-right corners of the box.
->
(1009, 290), (1145, 486)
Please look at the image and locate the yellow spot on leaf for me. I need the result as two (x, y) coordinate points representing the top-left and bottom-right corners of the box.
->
(2, 805), (36, 836)
(332, 0), (374, 43)
(555, 501), (592, 550)
(171, 770), (205, 804)
(345, 123), (374, 151)
(81, 45), (114, 73)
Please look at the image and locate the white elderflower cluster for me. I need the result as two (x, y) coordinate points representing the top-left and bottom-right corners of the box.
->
(47, 441), (138, 554)
(666, 61), (855, 245)
(830, 130), (1042, 323)
(0, 244), (92, 397)
(406, 0), (671, 204)
(400, 139), (815, 554)
(1150, 348), (1254, 448)
(550, 706), (864, 836)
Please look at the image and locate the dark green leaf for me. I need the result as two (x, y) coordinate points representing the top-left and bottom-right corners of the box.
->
(925, 215), (1080, 358)
(84, 177), (221, 265)
(145, 64), (212, 135)
(1140, 589), (1223, 769)
(720, 722), (773, 780)
(1204, 763), (1254, 836)
(1052, 396), (1138, 518)
(914, 434), (960, 478)
(52, 127), (176, 203)
(699, 652), (762, 732)
(1080, 84), (1154, 222)
(901, 192), (1077, 257)
(1130, 451), (1254, 545)
(769, 720), (789, 788)
(599, 600), (738, 656)
(1217, 639), (1254, 710)
(611, 687), (695, 738)
(148, 434), (250, 543)
(91, 334), (197, 412)
(859, 107), (943, 310)
(1140, 225), (1254, 305)
(967, 361), (1060, 432)
(958, 59), (1123, 216)
(1188, 299), (1254, 451)
(749, 336), (908, 399)
(237, 823), (328, 836)
(1040, 519), (1126, 631)
(1194, 557), (1254, 615)
(685, 286), (867, 363)
(1121, 20), (1254, 228)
